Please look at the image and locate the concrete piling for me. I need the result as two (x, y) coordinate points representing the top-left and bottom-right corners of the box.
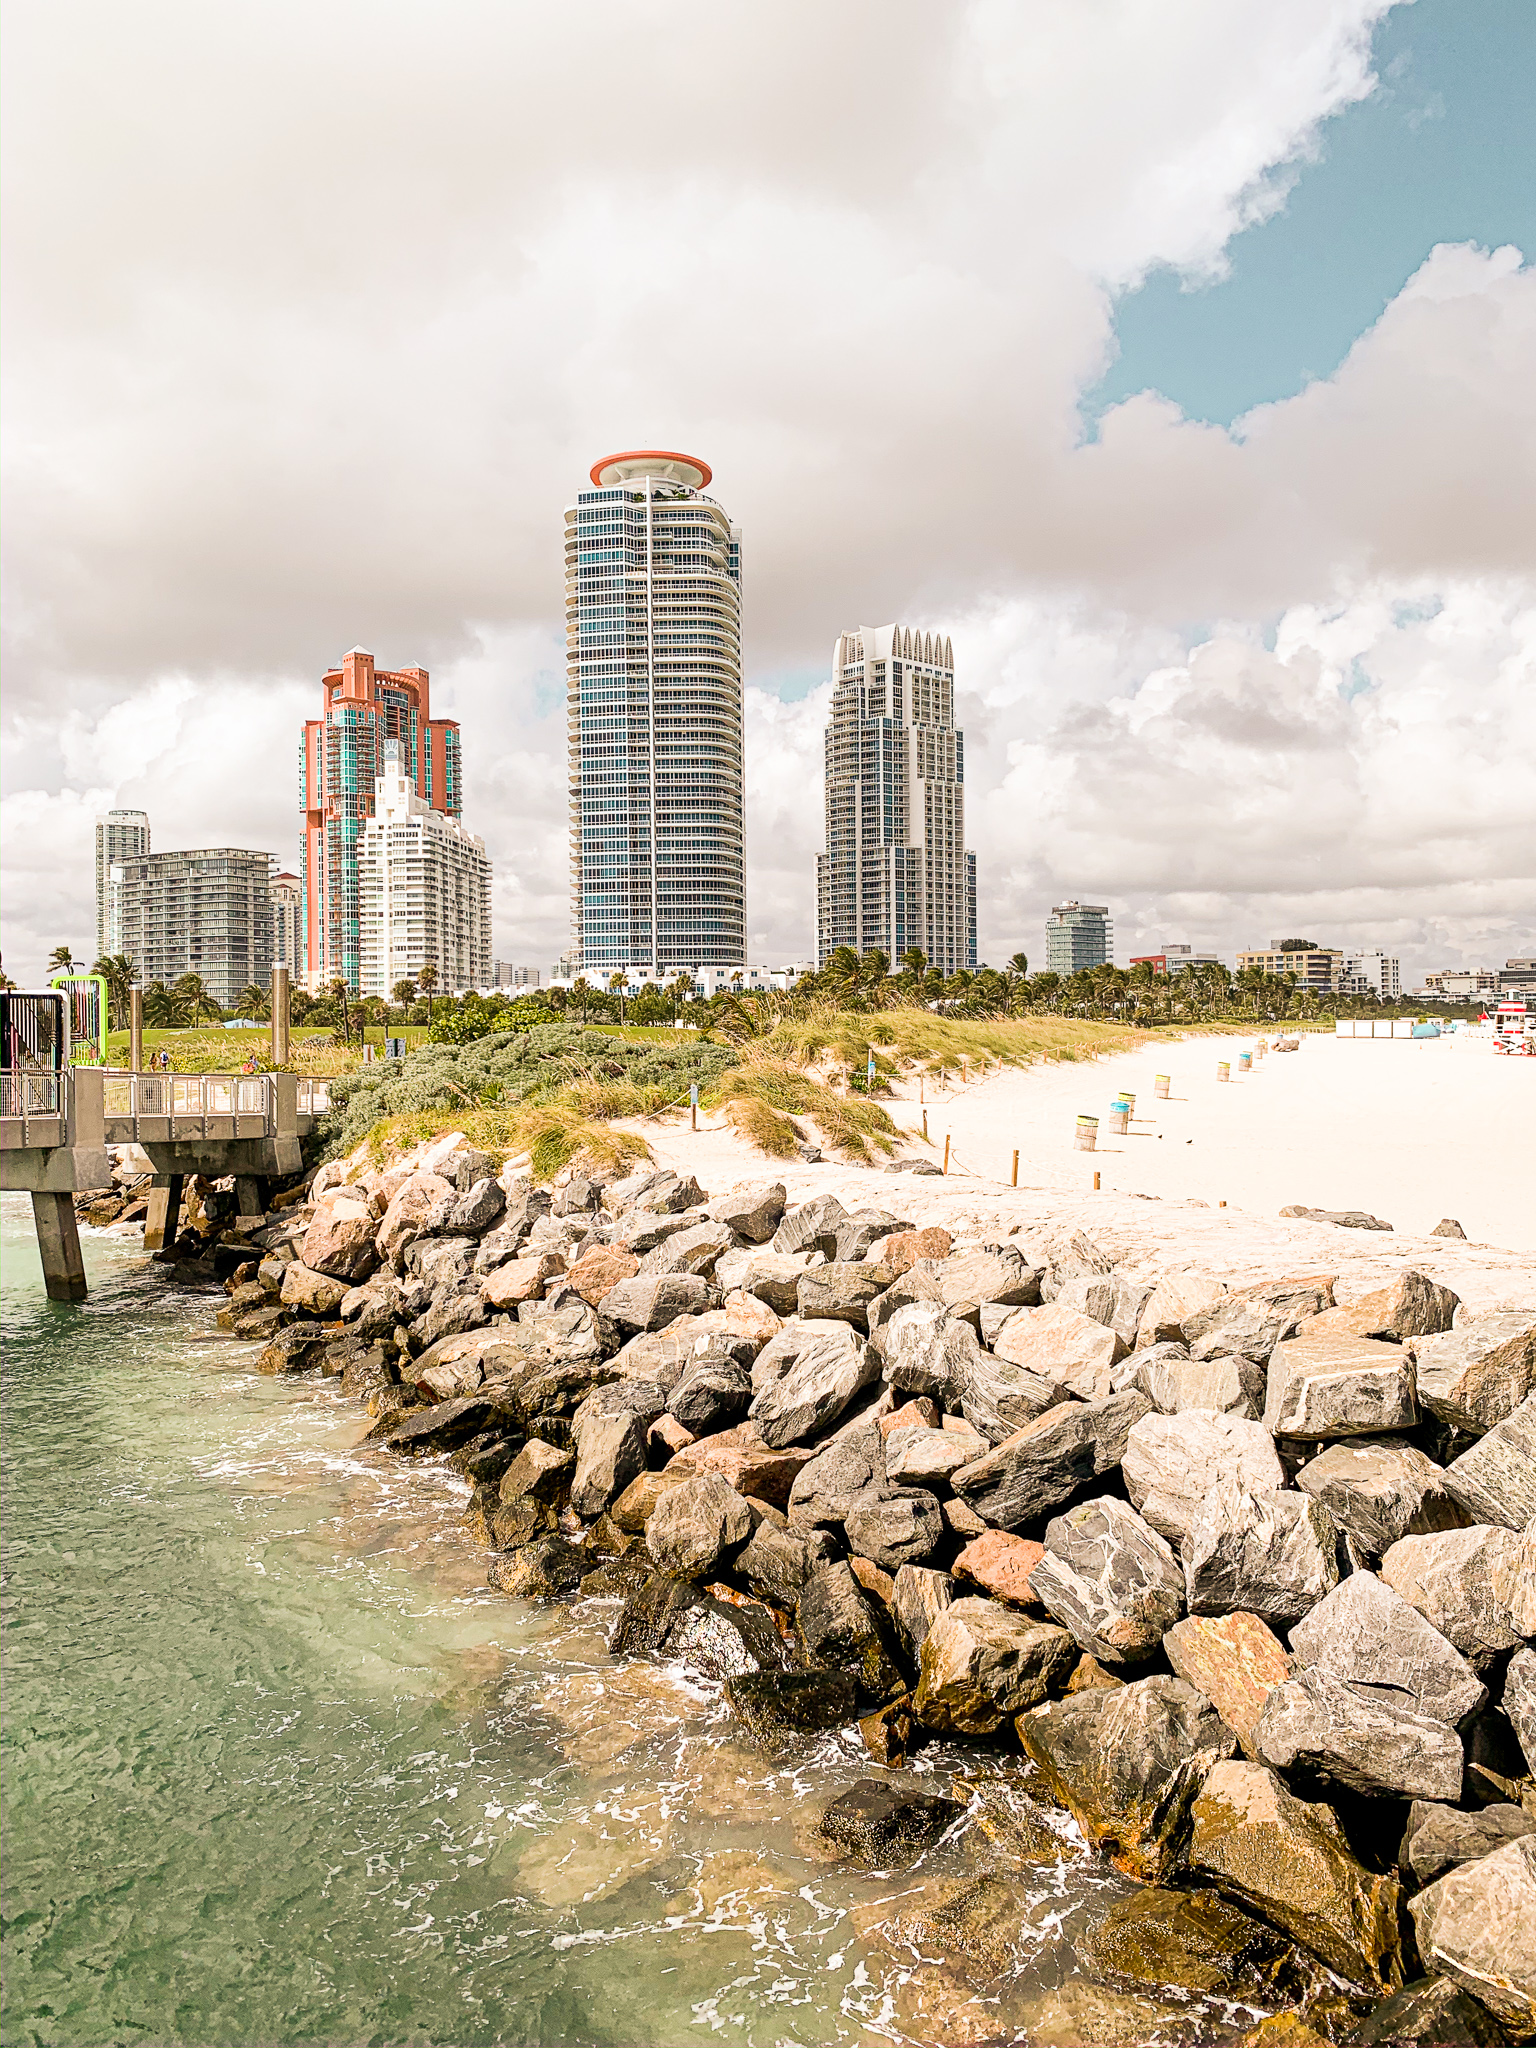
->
(31, 1191), (87, 1301)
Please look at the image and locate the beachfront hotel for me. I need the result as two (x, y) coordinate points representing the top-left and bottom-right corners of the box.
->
(565, 451), (746, 977)
(1045, 900), (1113, 974)
(357, 742), (491, 997)
(301, 648), (462, 990)
(815, 624), (978, 976)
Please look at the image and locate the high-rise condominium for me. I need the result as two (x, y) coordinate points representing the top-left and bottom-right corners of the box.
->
(95, 809), (151, 959)
(270, 872), (303, 978)
(114, 847), (274, 1010)
(302, 648), (461, 990)
(1045, 901), (1113, 974)
(815, 624), (977, 976)
(565, 451), (745, 975)
(358, 743), (492, 997)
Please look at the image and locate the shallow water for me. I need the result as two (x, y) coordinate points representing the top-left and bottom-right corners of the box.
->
(2, 1199), (1262, 2047)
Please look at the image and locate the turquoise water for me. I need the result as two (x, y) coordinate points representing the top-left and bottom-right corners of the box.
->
(1, 1201), (1147, 2048)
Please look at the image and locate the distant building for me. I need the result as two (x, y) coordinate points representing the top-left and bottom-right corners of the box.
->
(270, 871), (302, 979)
(491, 962), (540, 990)
(546, 961), (811, 998)
(357, 743), (491, 998)
(1420, 968), (1499, 1000)
(116, 848), (274, 1010)
(1501, 958), (1536, 995)
(1046, 902), (1113, 975)
(1339, 950), (1402, 1002)
(815, 623), (977, 977)
(1129, 943), (1222, 976)
(95, 809), (151, 960)
(302, 648), (462, 990)
(1236, 942), (1344, 991)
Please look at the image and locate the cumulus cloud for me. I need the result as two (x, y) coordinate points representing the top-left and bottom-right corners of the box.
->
(2, 0), (1531, 984)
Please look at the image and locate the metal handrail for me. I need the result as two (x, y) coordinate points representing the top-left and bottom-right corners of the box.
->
(296, 1078), (331, 1114)
(0, 1069), (66, 1122)
(101, 1070), (275, 1135)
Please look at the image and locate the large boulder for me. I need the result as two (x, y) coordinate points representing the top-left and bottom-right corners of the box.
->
(930, 1247), (1041, 1320)
(641, 1219), (737, 1279)
(570, 1382), (666, 1518)
(795, 1563), (902, 1701)
(1326, 1269), (1460, 1342)
(1163, 1611), (1291, 1758)
(714, 1248), (819, 1316)
(749, 1321), (880, 1448)
(1295, 1438), (1472, 1562)
(772, 1193), (849, 1258)
(298, 1194), (378, 1280)
(667, 1356), (752, 1435)
(879, 1302), (987, 1406)
(1412, 1311), (1536, 1435)
(1137, 1271), (1229, 1347)
(891, 1563), (955, 1653)
(796, 1261), (892, 1331)
(1186, 1759), (1406, 1993)
(448, 1177), (506, 1235)
(563, 1242), (641, 1307)
(1254, 1668), (1466, 1802)
(1350, 1977), (1519, 2047)
(786, 1424), (885, 1533)
(1288, 1571), (1486, 1728)
(1030, 1496), (1185, 1666)
(666, 1420), (814, 1508)
(989, 1300), (1126, 1400)
(1122, 1411), (1286, 1553)
(960, 1343), (1063, 1446)
(1183, 1275), (1337, 1362)
(377, 1170), (453, 1262)
(255, 1320), (329, 1375)
(819, 1780), (965, 1869)
(1129, 1346), (1265, 1419)
(645, 1472), (754, 1580)
(706, 1180), (786, 1244)
(1408, 1835), (1536, 2039)
(1016, 1675), (1236, 1882)
(599, 1272), (721, 1333)
(1055, 1271), (1153, 1352)
(1506, 1646), (1536, 1775)
(1183, 1482), (1340, 1627)
(1024, 1224), (1113, 1303)
(481, 1250), (566, 1309)
(883, 1421), (987, 1488)
(1076, 1885), (1298, 2002)
(1263, 1330), (1417, 1438)
(411, 1290), (489, 1358)
(723, 1669), (858, 1750)
(279, 1262), (348, 1317)
(1381, 1526), (1528, 1673)
(911, 1597), (1076, 1733)
(735, 1521), (835, 1608)
(1445, 1394), (1536, 1530)
(486, 1535), (590, 1600)
(950, 1403), (1099, 1530)
(499, 1438), (573, 1508)
(952, 1529), (1046, 1608)
(844, 1490), (944, 1572)
(1400, 1801), (1535, 1887)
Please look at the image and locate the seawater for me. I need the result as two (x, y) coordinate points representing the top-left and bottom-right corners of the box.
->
(3, 1198), (1209, 2048)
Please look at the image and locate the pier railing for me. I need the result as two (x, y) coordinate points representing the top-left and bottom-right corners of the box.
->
(102, 1071), (275, 1143)
(0, 1068), (67, 1142)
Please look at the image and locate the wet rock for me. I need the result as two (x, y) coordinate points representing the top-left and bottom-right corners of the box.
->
(563, 1243), (641, 1307)
(255, 1320), (329, 1375)
(706, 1179), (786, 1244)
(989, 1300), (1126, 1400)
(667, 1420), (815, 1509)
(1255, 1667), (1466, 1802)
(891, 1564), (955, 1653)
(498, 1437), (573, 1506)
(884, 1421), (987, 1487)
(666, 1358), (753, 1435)
(749, 1321), (879, 1449)
(343, 1278), (407, 1341)
(1290, 1571), (1487, 1728)
(1408, 1834), (1536, 2038)
(1381, 1526), (1527, 1672)
(1163, 1611), (1292, 1757)
(1280, 1206), (1394, 1231)
(796, 1261), (893, 1331)
(600, 1272), (721, 1334)
(372, 1391), (514, 1453)
(796, 1563), (903, 1702)
(1017, 1675), (1236, 1881)
(859, 1698), (912, 1766)
(487, 1493), (553, 1550)
(844, 1490), (944, 1572)
(661, 1594), (788, 1682)
(786, 1425), (885, 1532)
(230, 1303), (288, 1342)
(645, 1472), (754, 1579)
(279, 1262), (349, 1317)
(1506, 1646), (1536, 1775)
(1187, 1758), (1406, 1992)
(820, 1780), (964, 1868)
(481, 1250), (567, 1309)
(951, 1530), (1045, 1607)
(569, 1383), (664, 1517)
(448, 1430), (521, 1486)
(723, 1669), (858, 1748)
(1123, 1410), (1286, 1552)
(1347, 1975), (1513, 2047)
(772, 1192), (849, 1259)
(486, 1535), (591, 1599)
(1078, 1885), (1299, 1999)
(339, 1346), (395, 1400)
(912, 1597), (1075, 1734)
(1031, 1495), (1185, 1665)
(607, 1565), (704, 1654)
(1446, 1393), (1536, 1530)
(298, 1195), (378, 1280)
(1413, 1313), (1536, 1436)
(736, 1521), (834, 1609)
(1184, 1481), (1341, 1626)
(1400, 1801), (1535, 1888)
(951, 1403), (1099, 1530)
(962, 1778), (1076, 1864)
(1296, 1438), (1473, 1562)
(1137, 1270), (1229, 1347)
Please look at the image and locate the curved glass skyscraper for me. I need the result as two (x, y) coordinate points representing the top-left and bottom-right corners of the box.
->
(565, 451), (745, 975)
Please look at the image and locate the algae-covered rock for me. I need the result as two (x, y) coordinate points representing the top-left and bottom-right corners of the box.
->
(1078, 1884), (1300, 1998)
(912, 1597), (1075, 1734)
(723, 1669), (858, 1749)
(818, 1779), (963, 1868)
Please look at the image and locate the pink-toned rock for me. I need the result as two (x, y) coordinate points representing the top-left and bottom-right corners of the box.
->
(880, 1396), (942, 1438)
(883, 1227), (953, 1277)
(565, 1242), (640, 1306)
(309, 1159), (350, 1202)
(667, 1420), (816, 1508)
(376, 1171), (453, 1262)
(649, 1413), (695, 1458)
(481, 1249), (567, 1308)
(851, 1555), (896, 1608)
(419, 1132), (470, 1177)
(992, 1300), (1126, 1398)
(723, 1289), (783, 1352)
(953, 1530), (1047, 1609)
(1163, 1611), (1292, 1758)
(299, 1194), (378, 1280)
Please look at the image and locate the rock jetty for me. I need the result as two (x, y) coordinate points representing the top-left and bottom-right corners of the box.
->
(210, 1132), (1536, 2038)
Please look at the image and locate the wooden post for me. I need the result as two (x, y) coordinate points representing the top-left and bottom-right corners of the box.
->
(1093, 1170), (1101, 1191)
(942, 1133), (951, 1175)
(921, 1108), (928, 1142)
(129, 986), (144, 1073)
(143, 1172), (185, 1253)
(270, 965), (290, 1067)
(31, 1192), (88, 1301)
(1011, 1148), (1019, 1187)
(690, 1082), (698, 1132)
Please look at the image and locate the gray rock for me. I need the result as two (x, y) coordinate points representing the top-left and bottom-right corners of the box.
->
(1255, 1667), (1465, 1801)
(1264, 1332), (1417, 1438)
(1407, 1834), (1536, 2038)
(449, 1178), (506, 1235)
(1431, 1218), (1469, 1239)
(662, 1596), (789, 1683)
(1400, 1800), (1535, 1887)
(959, 1345), (1064, 1446)
(724, 1668), (859, 1749)
(1350, 1976), (1516, 2048)
(667, 1358), (753, 1434)
(819, 1779), (964, 1868)
(1288, 1571), (1487, 1729)
(1184, 1275), (1337, 1362)
(599, 1271), (721, 1333)
(1381, 1526), (1528, 1672)
(407, 1237), (477, 1290)
(633, 1171), (708, 1216)
(640, 1219), (737, 1279)
(1279, 1205), (1393, 1230)
(891, 1563), (955, 1653)
(1055, 1272), (1153, 1351)
(878, 1302), (983, 1404)
(498, 1437), (572, 1505)
(786, 1425), (885, 1533)
(706, 1180), (786, 1244)
(1026, 1225), (1114, 1302)
(1081, 1388), (1155, 1473)
(772, 1193), (849, 1258)
(843, 1490), (944, 1572)
(1131, 1346), (1266, 1419)
(1031, 1495), (1185, 1666)
(796, 1261), (893, 1331)
(912, 1596), (1077, 1734)
(610, 1206), (701, 1257)
(1184, 1481), (1340, 1627)
(645, 1472), (754, 1580)
(1415, 1313), (1536, 1436)
(884, 1421), (987, 1488)
(715, 1247), (819, 1315)
(1295, 1438), (1473, 1562)
(412, 1289), (489, 1352)
(933, 1246), (1043, 1320)
(736, 1521), (837, 1608)
(951, 1403), (1099, 1530)
(1446, 1393), (1536, 1529)
(749, 1320), (880, 1448)
(255, 1319), (330, 1375)
(1506, 1646), (1536, 1776)
(834, 1210), (909, 1262)
(570, 1381), (666, 1518)
(796, 1562), (902, 1701)
(1122, 1410), (1286, 1553)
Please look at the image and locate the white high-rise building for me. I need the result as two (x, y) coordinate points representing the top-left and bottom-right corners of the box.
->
(95, 809), (151, 960)
(358, 744), (491, 996)
(565, 450), (745, 976)
(815, 624), (977, 975)
(1341, 950), (1402, 1001)
(270, 871), (303, 979)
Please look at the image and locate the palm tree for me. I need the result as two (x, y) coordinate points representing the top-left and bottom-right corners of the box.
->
(392, 978), (418, 1010)
(171, 972), (219, 1026)
(666, 971), (695, 1025)
(416, 962), (439, 1027)
(608, 970), (628, 1024)
(92, 953), (139, 1031)
(235, 982), (270, 1019)
(48, 945), (76, 975)
(570, 974), (591, 1023)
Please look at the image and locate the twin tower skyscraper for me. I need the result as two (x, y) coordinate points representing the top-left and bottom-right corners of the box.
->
(566, 451), (977, 980)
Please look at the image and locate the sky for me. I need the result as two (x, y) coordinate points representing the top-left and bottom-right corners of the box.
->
(3, 0), (1533, 986)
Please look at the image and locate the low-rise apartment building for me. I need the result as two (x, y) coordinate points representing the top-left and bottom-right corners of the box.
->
(1236, 942), (1344, 991)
